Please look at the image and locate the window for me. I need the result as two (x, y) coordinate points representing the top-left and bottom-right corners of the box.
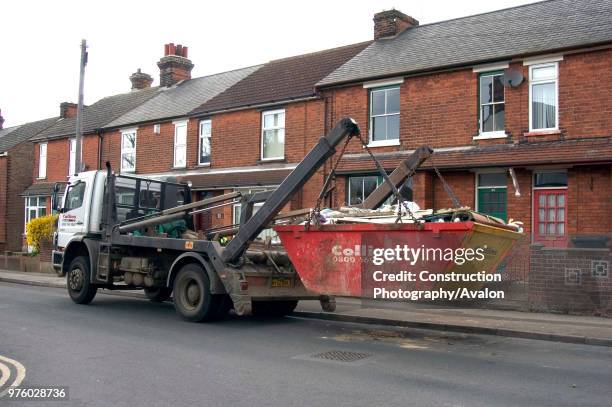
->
(530, 63), (558, 131)
(233, 187), (278, 242)
(121, 129), (137, 172)
(64, 182), (86, 212)
(533, 171), (568, 247)
(38, 143), (47, 179)
(261, 110), (285, 160)
(348, 175), (380, 205)
(479, 72), (505, 134)
(369, 87), (400, 145)
(24, 196), (47, 226)
(174, 121), (187, 168)
(476, 172), (507, 221)
(199, 120), (211, 165)
(69, 138), (76, 175)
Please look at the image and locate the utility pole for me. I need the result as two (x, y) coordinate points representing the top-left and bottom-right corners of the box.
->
(74, 39), (88, 175)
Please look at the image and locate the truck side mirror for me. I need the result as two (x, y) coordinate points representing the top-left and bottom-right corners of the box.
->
(52, 183), (61, 213)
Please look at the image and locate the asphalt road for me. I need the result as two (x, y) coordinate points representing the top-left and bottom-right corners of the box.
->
(1, 282), (611, 407)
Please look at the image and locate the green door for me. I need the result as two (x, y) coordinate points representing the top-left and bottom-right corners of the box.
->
(477, 187), (507, 221)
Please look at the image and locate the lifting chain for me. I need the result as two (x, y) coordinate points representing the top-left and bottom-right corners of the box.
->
(428, 154), (462, 208)
(306, 134), (353, 228)
(354, 133), (418, 224)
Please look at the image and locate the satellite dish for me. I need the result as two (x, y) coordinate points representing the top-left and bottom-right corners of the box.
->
(502, 68), (524, 88)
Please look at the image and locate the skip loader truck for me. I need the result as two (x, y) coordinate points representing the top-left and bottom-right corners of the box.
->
(52, 118), (433, 322)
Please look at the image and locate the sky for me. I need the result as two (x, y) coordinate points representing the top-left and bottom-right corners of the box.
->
(0, 0), (540, 127)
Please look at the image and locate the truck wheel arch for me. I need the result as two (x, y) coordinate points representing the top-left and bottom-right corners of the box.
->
(62, 238), (100, 279)
(167, 253), (226, 294)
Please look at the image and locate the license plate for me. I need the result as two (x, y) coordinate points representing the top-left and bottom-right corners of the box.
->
(271, 278), (292, 288)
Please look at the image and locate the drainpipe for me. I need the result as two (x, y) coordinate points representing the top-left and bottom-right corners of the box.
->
(96, 129), (103, 170)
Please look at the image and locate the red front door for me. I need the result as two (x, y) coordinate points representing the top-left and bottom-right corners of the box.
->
(534, 189), (568, 247)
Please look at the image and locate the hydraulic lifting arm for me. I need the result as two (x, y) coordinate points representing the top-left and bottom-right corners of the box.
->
(221, 117), (361, 264)
(360, 145), (433, 210)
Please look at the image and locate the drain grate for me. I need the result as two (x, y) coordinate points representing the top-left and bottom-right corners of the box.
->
(311, 350), (372, 363)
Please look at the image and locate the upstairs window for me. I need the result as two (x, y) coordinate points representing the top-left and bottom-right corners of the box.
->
(68, 139), (76, 175)
(38, 143), (47, 179)
(261, 109), (285, 160)
(479, 72), (505, 134)
(369, 87), (400, 145)
(174, 121), (187, 168)
(121, 129), (137, 172)
(199, 120), (211, 165)
(530, 63), (558, 131)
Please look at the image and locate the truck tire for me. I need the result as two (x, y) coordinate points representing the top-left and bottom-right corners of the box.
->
(252, 300), (298, 317)
(172, 263), (221, 322)
(67, 256), (97, 304)
(144, 286), (172, 303)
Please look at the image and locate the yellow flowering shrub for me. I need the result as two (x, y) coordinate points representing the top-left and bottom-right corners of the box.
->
(25, 214), (58, 253)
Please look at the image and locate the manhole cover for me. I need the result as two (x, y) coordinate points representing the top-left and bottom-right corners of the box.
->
(311, 350), (372, 363)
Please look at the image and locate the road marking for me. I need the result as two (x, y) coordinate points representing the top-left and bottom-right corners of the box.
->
(0, 355), (26, 398)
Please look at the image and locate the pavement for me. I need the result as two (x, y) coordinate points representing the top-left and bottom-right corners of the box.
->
(1, 282), (611, 407)
(2, 269), (612, 347)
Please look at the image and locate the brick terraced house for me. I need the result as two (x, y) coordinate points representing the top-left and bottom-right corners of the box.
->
(0, 111), (59, 251)
(185, 41), (370, 233)
(310, 0), (611, 284)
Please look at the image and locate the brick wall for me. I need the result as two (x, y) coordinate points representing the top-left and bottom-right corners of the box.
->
(33, 134), (100, 183)
(529, 244), (611, 315)
(0, 157), (7, 245)
(3, 143), (36, 251)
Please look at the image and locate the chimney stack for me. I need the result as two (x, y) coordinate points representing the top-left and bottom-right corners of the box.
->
(130, 68), (154, 90)
(60, 102), (78, 119)
(0, 109), (4, 129)
(157, 43), (194, 87)
(373, 9), (419, 40)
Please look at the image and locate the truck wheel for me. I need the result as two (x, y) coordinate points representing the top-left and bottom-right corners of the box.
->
(172, 263), (220, 322)
(320, 296), (336, 312)
(144, 287), (172, 303)
(67, 256), (97, 304)
(252, 300), (298, 317)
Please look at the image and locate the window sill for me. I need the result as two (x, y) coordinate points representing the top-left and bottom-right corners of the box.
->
(366, 139), (400, 148)
(172, 166), (187, 170)
(258, 158), (286, 164)
(473, 132), (508, 140)
(37, 177), (47, 180)
(197, 163), (211, 167)
(524, 129), (561, 137)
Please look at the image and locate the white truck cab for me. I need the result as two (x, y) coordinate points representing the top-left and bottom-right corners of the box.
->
(53, 170), (106, 269)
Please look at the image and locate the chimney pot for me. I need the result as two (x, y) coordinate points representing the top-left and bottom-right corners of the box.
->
(0, 109), (4, 129)
(60, 102), (78, 119)
(158, 43), (194, 87)
(373, 9), (419, 40)
(130, 68), (154, 90)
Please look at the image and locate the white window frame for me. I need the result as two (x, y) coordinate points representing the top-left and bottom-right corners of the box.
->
(120, 128), (137, 173)
(475, 72), (507, 139)
(24, 196), (47, 229)
(173, 120), (188, 168)
(198, 119), (212, 166)
(261, 109), (285, 161)
(38, 143), (47, 179)
(368, 86), (400, 147)
(347, 175), (381, 206)
(529, 62), (559, 132)
(68, 138), (76, 176)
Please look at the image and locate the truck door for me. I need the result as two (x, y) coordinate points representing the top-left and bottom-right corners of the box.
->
(57, 180), (88, 247)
